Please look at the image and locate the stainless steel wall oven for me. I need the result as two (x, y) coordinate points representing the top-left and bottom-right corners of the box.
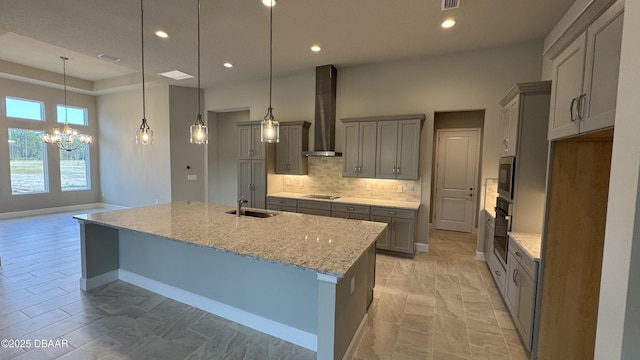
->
(493, 196), (512, 266)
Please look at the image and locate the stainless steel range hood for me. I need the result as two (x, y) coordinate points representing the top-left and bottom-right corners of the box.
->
(302, 65), (341, 157)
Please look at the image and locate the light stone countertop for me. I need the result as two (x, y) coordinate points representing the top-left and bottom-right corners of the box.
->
(509, 232), (542, 260)
(268, 192), (420, 210)
(74, 202), (386, 278)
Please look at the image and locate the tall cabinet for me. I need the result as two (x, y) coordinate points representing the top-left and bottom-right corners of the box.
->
(237, 121), (266, 209)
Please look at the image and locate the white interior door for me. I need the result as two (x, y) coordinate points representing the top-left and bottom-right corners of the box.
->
(434, 129), (480, 233)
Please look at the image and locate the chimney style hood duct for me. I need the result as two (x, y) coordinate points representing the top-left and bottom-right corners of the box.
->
(303, 64), (341, 157)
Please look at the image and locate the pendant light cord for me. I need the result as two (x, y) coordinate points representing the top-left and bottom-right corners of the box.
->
(269, 4), (273, 112)
(61, 56), (68, 123)
(141, 0), (147, 124)
(197, 0), (201, 120)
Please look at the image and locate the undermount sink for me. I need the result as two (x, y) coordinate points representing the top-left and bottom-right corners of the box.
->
(304, 194), (341, 200)
(226, 210), (279, 218)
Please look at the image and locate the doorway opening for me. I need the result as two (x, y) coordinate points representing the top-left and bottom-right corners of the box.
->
(430, 110), (485, 233)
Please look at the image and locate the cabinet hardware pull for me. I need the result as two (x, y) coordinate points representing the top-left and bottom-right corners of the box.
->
(396, 167), (400, 175)
(577, 93), (587, 120)
(392, 167), (396, 174)
(389, 211), (397, 215)
(355, 165), (358, 173)
(495, 270), (501, 276)
(348, 207), (355, 211)
(513, 268), (518, 283)
(570, 98), (578, 122)
(515, 251), (522, 257)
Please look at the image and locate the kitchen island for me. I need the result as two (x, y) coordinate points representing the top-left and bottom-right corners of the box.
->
(74, 202), (385, 360)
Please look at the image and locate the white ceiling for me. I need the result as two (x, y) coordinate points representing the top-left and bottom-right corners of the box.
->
(0, 0), (574, 90)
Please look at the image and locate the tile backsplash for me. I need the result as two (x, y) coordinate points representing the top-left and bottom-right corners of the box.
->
(282, 157), (421, 202)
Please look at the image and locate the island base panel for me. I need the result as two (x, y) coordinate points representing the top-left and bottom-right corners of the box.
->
(79, 223), (119, 290)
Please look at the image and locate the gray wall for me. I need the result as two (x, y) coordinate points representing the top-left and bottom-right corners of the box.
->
(0, 77), (100, 213)
(204, 41), (543, 245)
(97, 83), (171, 207)
(207, 110), (250, 205)
(169, 86), (206, 202)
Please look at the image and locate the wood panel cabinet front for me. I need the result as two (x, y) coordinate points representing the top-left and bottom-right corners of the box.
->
(275, 122), (310, 175)
(342, 121), (376, 178)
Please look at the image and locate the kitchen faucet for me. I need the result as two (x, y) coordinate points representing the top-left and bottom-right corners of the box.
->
(237, 197), (248, 217)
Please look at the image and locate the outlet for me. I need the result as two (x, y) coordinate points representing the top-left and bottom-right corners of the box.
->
(299, 179), (304, 186)
(155, 198), (159, 204)
(350, 276), (356, 294)
(187, 174), (197, 181)
(366, 183), (371, 191)
(285, 178), (290, 185)
(397, 185), (403, 193)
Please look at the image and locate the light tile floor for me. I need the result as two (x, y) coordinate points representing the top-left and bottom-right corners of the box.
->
(0, 211), (528, 359)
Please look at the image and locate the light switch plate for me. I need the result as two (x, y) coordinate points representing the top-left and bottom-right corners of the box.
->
(397, 185), (403, 193)
(366, 183), (371, 191)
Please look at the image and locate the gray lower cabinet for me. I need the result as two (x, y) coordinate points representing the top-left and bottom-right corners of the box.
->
(505, 237), (538, 351)
(297, 200), (332, 217)
(488, 251), (507, 297)
(266, 197), (297, 212)
(370, 207), (416, 255)
(331, 203), (370, 220)
(238, 159), (266, 209)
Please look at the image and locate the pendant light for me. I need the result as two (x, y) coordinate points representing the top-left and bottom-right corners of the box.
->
(135, 0), (153, 145)
(43, 56), (92, 151)
(189, 0), (208, 144)
(261, 2), (279, 143)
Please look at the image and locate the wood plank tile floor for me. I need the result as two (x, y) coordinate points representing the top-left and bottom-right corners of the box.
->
(0, 210), (528, 359)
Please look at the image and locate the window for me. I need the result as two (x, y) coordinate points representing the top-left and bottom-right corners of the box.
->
(60, 146), (90, 191)
(8, 129), (48, 194)
(57, 105), (88, 126)
(5, 97), (45, 121)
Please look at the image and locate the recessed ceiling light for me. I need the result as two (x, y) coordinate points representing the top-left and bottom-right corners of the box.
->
(262, 0), (276, 7)
(310, 45), (322, 52)
(97, 53), (121, 63)
(441, 18), (456, 28)
(155, 30), (169, 38)
(159, 70), (194, 80)
(223, 62), (233, 68)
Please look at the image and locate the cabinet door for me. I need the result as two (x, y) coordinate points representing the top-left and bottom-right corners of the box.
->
(275, 126), (289, 174)
(287, 125), (304, 174)
(396, 119), (421, 180)
(505, 259), (520, 316)
(358, 121), (377, 178)
(548, 33), (585, 140)
(237, 160), (252, 203)
(251, 160), (266, 209)
(369, 215), (391, 250)
(500, 106), (511, 156)
(342, 122), (360, 177)
(581, 2), (623, 133)
(484, 217), (495, 259)
(488, 252), (507, 296)
(376, 121), (398, 179)
(517, 269), (536, 351)
(251, 125), (265, 159)
(504, 97), (519, 157)
(238, 126), (252, 159)
(390, 217), (414, 254)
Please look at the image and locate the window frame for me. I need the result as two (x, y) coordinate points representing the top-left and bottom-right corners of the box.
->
(56, 104), (88, 126)
(5, 96), (46, 121)
(7, 128), (50, 195)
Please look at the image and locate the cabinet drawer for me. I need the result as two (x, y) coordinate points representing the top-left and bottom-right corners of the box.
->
(297, 199), (332, 211)
(266, 204), (296, 213)
(370, 207), (415, 219)
(297, 208), (331, 217)
(332, 211), (370, 221)
(331, 203), (370, 215)
(267, 197), (297, 207)
(488, 252), (507, 296)
(508, 237), (537, 279)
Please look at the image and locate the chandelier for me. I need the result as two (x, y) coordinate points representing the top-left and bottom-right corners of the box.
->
(43, 56), (92, 151)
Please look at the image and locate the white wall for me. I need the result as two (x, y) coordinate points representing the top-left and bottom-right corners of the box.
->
(595, 0), (640, 357)
(97, 83), (171, 207)
(205, 40), (544, 244)
(0, 77), (100, 213)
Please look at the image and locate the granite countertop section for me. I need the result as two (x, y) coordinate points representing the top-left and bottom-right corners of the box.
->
(74, 202), (386, 278)
(484, 206), (496, 219)
(268, 192), (420, 211)
(509, 232), (542, 261)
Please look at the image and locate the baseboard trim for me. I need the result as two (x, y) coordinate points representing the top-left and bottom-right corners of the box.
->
(0, 203), (128, 220)
(415, 243), (429, 253)
(118, 269), (317, 352)
(475, 251), (487, 261)
(80, 269), (119, 291)
(342, 313), (368, 360)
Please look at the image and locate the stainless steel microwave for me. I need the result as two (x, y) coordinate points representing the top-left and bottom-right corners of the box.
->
(498, 156), (515, 200)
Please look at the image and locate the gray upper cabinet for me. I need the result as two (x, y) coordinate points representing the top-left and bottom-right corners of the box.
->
(237, 122), (264, 159)
(275, 121), (310, 175)
(342, 114), (424, 180)
(342, 121), (377, 178)
(548, 0), (623, 140)
(376, 118), (422, 180)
